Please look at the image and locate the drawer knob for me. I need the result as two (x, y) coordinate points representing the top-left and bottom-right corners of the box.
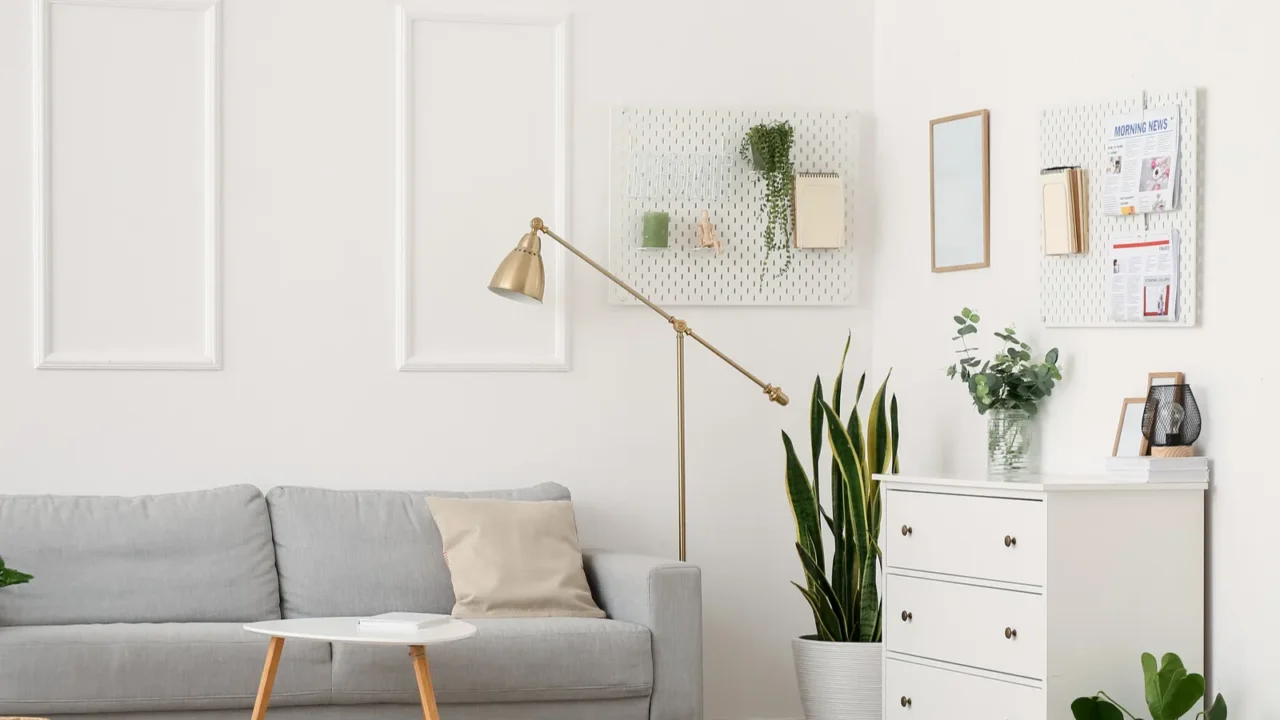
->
(1004, 535), (1017, 547)
(900, 610), (913, 622)
(900, 696), (912, 708)
(1005, 627), (1018, 640)
(901, 525), (913, 537)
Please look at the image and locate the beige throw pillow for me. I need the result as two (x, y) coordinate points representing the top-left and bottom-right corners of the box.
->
(426, 497), (605, 618)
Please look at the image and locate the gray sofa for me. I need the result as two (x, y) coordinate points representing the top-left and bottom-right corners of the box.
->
(0, 483), (702, 720)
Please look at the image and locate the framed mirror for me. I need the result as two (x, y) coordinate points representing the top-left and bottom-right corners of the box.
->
(930, 109), (990, 272)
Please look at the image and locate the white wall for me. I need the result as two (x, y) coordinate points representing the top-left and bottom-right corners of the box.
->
(0, 0), (874, 718)
(870, 0), (1277, 713)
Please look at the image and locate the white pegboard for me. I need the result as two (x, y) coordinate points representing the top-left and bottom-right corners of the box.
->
(1039, 89), (1200, 327)
(609, 107), (858, 305)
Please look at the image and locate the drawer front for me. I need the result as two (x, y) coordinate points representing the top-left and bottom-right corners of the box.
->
(886, 489), (1046, 585)
(886, 658), (1044, 720)
(886, 574), (1045, 679)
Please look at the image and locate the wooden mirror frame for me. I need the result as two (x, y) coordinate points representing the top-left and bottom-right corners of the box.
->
(930, 109), (990, 273)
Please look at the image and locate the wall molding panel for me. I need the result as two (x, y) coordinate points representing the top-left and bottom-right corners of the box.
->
(33, 0), (222, 370)
(394, 9), (570, 372)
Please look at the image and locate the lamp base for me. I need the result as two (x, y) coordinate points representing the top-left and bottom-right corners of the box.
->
(1152, 445), (1195, 458)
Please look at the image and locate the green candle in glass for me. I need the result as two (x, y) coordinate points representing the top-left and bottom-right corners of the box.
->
(642, 211), (670, 249)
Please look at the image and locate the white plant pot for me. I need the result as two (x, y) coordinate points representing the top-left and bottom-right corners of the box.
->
(792, 637), (883, 720)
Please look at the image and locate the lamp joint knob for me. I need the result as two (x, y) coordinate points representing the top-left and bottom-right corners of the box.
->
(764, 385), (789, 406)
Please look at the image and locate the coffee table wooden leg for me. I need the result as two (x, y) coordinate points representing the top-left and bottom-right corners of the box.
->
(409, 645), (441, 720)
(251, 636), (285, 720)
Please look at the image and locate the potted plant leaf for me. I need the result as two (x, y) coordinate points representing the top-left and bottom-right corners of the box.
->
(782, 336), (897, 720)
(1071, 652), (1226, 720)
(945, 307), (1061, 475)
(739, 121), (795, 282)
(0, 556), (33, 589)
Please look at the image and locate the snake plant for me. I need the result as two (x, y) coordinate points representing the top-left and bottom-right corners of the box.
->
(782, 335), (897, 642)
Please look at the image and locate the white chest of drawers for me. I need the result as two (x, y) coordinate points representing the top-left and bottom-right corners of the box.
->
(876, 474), (1206, 720)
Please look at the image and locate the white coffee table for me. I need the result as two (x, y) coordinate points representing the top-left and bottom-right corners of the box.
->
(243, 617), (476, 720)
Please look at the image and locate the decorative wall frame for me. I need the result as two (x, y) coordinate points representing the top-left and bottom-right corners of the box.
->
(33, 0), (222, 370)
(393, 10), (570, 371)
(609, 107), (859, 306)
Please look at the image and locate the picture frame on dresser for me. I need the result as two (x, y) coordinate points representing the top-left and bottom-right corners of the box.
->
(1112, 397), (1149, 457)
(1147, 371), (1185, 393)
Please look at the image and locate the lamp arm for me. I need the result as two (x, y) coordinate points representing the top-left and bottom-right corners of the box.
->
(682, 327), (787, 405)
(537, 221), (788, 406)
(538, 224), (673, 322)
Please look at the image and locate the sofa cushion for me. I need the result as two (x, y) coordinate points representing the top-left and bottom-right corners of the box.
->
(0, 623), (330, 716)
(330, 618), (653, 705)
(266, 483), (571, 618)
(0, 485), (280, 626)
(427, 498), (604, 618)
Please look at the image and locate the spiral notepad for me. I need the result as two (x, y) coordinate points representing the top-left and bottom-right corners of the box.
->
(793, 172), (845, 249)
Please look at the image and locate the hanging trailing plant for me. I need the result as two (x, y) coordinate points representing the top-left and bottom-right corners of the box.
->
(739, 121), (795, 282)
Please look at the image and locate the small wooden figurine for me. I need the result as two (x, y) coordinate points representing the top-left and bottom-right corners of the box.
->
(695, 210), (722, 254)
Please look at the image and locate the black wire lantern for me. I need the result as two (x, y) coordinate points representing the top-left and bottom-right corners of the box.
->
(1142, 384), (1201, 449)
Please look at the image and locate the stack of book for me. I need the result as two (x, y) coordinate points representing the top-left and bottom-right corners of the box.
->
(1104, 456), (1208, 483)
(356, 612), (449, 634)
(1041, 166), (1088, 255)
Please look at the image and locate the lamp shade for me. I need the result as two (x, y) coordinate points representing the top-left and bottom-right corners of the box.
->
(1141, 383), (1201, 447)
(488, 230), (545, 303)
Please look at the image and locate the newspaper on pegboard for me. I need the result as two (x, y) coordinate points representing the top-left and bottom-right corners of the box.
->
(1108, 231), (1180, 322)
(1039, 89), (1200, 327)
(1103, 107), (1180, 216)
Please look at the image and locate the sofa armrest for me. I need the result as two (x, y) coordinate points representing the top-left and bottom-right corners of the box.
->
(582, 550), (702, 720)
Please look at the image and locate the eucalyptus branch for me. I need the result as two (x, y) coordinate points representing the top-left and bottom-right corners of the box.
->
(944, 307), (1061, 416)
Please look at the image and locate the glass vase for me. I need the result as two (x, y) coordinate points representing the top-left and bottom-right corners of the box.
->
(987, 409), (1034, 476)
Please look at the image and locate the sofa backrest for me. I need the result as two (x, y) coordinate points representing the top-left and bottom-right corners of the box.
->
(0, 484), (280, 626)
(266, 482), (570, 618)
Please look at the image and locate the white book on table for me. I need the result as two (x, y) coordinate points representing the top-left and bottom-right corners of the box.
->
(356, 612), (450, 632)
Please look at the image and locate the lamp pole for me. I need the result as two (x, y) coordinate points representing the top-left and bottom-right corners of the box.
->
(500, 218), (790, 561)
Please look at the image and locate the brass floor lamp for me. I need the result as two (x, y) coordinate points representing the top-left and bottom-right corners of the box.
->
(489, 218), (789, 561)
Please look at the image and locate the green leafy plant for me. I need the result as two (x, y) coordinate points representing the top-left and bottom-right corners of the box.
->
(945, 307), (1061, 416)
(781, 335), (897, 642)
(1071, 652), (1226, 720)
(0, 556), (33, 589)
(739, 121), (795, 282)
